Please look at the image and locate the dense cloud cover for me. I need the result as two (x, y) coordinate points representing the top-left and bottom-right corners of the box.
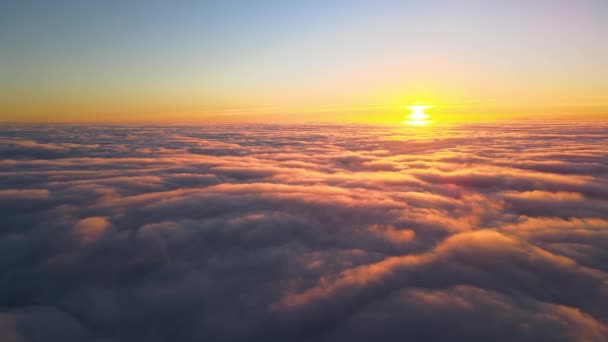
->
(1, 123), (608, 341)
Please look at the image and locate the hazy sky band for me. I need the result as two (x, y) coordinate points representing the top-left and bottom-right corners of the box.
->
(1, 0), (607, 122)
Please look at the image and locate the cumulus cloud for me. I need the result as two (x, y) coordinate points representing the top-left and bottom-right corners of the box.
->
(0, 122), (607, 341)
(72, 217), (110, 245)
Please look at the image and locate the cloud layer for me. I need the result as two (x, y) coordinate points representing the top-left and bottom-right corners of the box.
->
(1, 122), (607, 341)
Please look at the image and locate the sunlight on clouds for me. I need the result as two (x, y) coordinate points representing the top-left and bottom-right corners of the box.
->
(1, 122), (607, 341)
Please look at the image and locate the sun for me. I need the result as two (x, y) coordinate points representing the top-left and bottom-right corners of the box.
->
(403, 105), (432, 125)
(407, 106), (430, 120)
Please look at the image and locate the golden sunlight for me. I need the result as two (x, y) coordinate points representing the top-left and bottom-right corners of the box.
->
(403, 105), (432, 126)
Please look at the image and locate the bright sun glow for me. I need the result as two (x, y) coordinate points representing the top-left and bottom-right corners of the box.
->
(403, 105), (432, 126)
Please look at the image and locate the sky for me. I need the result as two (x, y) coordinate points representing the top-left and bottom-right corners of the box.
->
(1, 0), (608, 123)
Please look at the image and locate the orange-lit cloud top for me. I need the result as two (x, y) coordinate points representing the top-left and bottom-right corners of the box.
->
(1, 1), (607, 123)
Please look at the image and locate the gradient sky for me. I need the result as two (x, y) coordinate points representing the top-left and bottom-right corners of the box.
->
(1, 0), (607, 123)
